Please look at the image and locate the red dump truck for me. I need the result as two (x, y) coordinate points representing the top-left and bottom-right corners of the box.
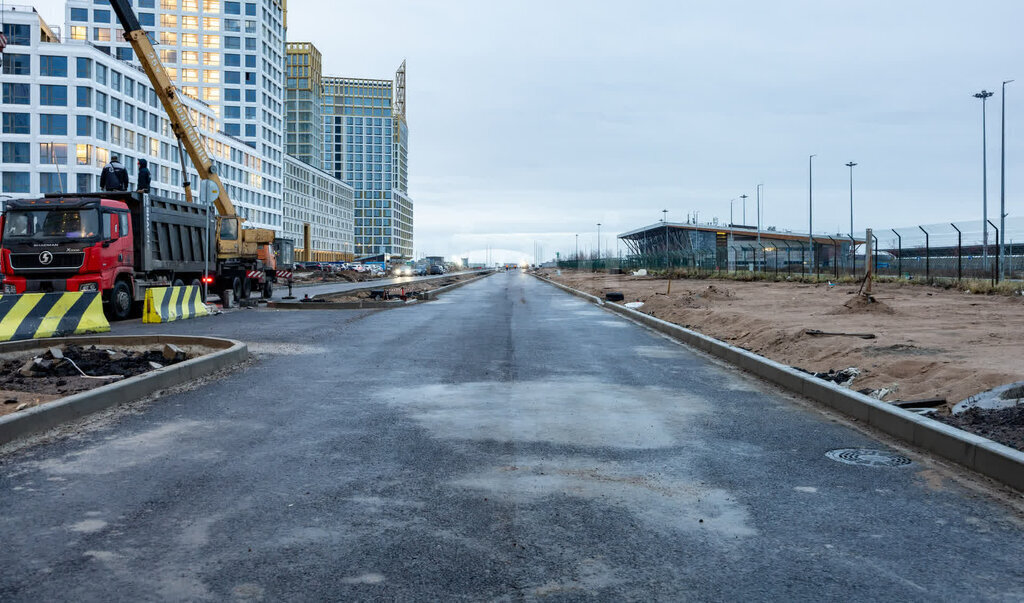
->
(0, 191), (293, 319)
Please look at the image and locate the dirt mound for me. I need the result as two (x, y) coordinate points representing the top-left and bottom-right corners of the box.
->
(934, 405), (1024, 452)
(696, 285), (734, 301)
(833, 294), (894, 315)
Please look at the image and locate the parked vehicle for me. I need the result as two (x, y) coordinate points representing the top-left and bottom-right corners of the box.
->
(429, 264), (444, 275)
(0, 192), (290, 318)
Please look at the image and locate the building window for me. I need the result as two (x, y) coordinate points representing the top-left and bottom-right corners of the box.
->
(225, 1), (240, 14)
(96, 119), (107, 141)
(93, 28), (111, 42)
(116, 47), (134, 61)
(93, 9), (111, 22)
(1, 53), (30, 75)
(225, 36), (240, 49)
(204, 0), (221, 10)
(39, 173), (68, 194)
(225, 71), (240, 84)
(160, 0), (177, 9)
(203, 52), (220, 66)
(139, 12), (155, 27)
(182, 51), (199, 65)
(182, 16), (199, 29)
(96, 64), (107, 85)
(2, 112), (30, 134)
(39, 114), (68, 135)
(203, 18), (220, 30)
(70, 26), (87, 40)
(203, 88), (220, 102)
(76, 115), (92, 136)
(70, 7), (88, 21)
(2, 172), (30, 193)
(76, 57), (92, 78)
(182, 33), (199, 46)
(182, 69), (199, 83)
(77, 173), (92, 193)
(160, 14), (177, 28)
(2, 142), (30, 164)
(76, 86), (92, 107)
(203, 35), (220, 49)
(203, 70), (220, 83)
(96, 92), (107, 112)
(39, 143), (68, 165)
(1, 83), (30, 105)
(39, 85), (68, 106)
(1, 24), (30, 46)
(159, 31), (177, 46)
(225, 53), (240, 67)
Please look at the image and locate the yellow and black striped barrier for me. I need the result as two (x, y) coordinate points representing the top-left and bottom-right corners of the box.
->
(0, 291), (110, 342)
(143, 285), (210, 324)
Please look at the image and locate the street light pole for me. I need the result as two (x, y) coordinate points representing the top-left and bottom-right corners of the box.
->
(808, 155), (816, 269)
(575, 234), (579, 261)
(596, 223), (601, 259)
(740, 194), (748, 225)
(729, 199), (734, 225)
(662, 209), (669, 268)
(1001, 80), (1013, 279)
(975, 89), (994, 259)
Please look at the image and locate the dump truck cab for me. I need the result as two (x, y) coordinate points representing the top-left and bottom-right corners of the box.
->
(1, 195), (134, 298)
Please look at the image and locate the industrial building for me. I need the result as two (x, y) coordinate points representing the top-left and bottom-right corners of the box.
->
(618, 222), (863, 272)
(282, 155), (354, 261)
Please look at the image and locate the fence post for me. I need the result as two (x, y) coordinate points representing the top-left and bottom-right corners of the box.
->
(950, 223), (962, 282)
(987, 219), (1000, 284)
(918, 225), (930, 281)
(781, 240), (792, 276)
(827, 235), (837, 280)
(872, 233), (879, 275)
(849, 235), (857, 277)
(891, 229), (902, 278)
(774, 245), (779, 278)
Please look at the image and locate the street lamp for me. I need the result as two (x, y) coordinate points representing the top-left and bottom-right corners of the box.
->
(974, 89), (994, 259)
(728, 198), (735, 225)
(575, 233), (579, 261)
(596, 223), (601, 259)
(1000, 80), (1014, 279)
(740, 194), (748, 225)
(662, 209), (669, 267)
(808, 155), (816, 267)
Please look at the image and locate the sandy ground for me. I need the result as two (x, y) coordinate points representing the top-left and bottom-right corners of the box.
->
(539, 270), (1024, 412)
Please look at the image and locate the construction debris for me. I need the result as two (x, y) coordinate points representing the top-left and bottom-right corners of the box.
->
(805, 329), (876, 340)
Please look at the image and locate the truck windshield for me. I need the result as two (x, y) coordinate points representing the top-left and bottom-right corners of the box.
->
(3, 210), (100, 240)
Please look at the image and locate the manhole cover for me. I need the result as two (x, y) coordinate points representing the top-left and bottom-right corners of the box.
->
(825, 448), (912, 467)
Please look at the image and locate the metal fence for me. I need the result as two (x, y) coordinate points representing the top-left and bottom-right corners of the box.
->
(558, 222), (1024, 284)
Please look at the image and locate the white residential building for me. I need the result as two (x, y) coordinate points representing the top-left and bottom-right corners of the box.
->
(1, 6), (282, 233)
(283, 154), (354, 261)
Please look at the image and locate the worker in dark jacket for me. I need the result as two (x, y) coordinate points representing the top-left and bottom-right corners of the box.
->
(100, 155), (129, 192)
(137, 158), (152, 193)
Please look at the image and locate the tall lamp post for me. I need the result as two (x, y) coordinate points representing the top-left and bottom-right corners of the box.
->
(728, 198), (735, 225)
(846, 161), (857, 271)
(808, 155), (816, 268)
(662, 209), (669, 267)
(1000, 80), (1014, 279)
(596, 223), (601, 260)
(575, 233), (579, 261)
(740, 194), (748, 224)
(975, 89), (994, 259)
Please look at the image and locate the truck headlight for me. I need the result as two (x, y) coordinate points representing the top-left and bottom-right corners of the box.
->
(79, 283), (98, 292)
(3, 284), (17, 294)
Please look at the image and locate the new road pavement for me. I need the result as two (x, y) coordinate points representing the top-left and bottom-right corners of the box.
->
(267, 269), (485, 301)
(1, 271), (1022, 600)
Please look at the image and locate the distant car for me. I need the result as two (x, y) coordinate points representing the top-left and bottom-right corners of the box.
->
(414, 266), (427, 276)
(392, 265), (412, 276)
(428, 264), (444, 275)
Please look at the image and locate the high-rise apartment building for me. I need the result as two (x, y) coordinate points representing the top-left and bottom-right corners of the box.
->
(1, 6), (282, 233)
(63, 0), (286, 177)
(285, 42), (322, 170)
(321, 62), (413, 259)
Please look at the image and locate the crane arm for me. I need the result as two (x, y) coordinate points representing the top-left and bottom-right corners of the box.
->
(107, 0), (236, 219)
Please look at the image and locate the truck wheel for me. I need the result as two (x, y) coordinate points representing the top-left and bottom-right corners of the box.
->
(241, 277), (252, 300)
(190, 278), (202, 288)
(262, 280), (273, 298)
(109, 280), (133, 321)
(172, 279), (184, 287)
(231, 276), (243, 302)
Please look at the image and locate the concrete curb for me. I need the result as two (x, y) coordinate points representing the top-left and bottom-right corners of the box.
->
(0, 335), (247, 445)
(530, 272), (1024, 493)
(268, 270), (496, 309)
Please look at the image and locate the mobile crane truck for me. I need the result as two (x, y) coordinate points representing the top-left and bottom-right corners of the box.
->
(0, 0), (292, 318)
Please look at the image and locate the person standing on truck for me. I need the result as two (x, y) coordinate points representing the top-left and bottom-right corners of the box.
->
(100, 155), (130, 192)
(136, 158), (151, 193)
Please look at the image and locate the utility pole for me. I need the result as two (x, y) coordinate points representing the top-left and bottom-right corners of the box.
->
(596, 223), (601, 259)
(575, 234), (578, 261)
(975, 89), (994, 259)
(1001, 80), (1014, 279)
(845, 161), (857, 238)
(662, 209), (669, 268)
(740, 194), (748, 225)
(808, 155), (816, 268)
(729, 198), (734, 225)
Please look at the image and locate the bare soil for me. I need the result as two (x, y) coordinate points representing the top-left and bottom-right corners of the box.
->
(934, 406), (1024, 452)
(0, 344), (192, 417)
(315, 273), (480, 303)
(539, 270), (1024, 411)
(293, 269), (375, 283)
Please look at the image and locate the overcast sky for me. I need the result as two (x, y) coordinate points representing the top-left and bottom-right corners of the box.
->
(33, 0), (1024, 263)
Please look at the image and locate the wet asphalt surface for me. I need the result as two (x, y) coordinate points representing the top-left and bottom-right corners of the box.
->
(1, 270), (1023, 600)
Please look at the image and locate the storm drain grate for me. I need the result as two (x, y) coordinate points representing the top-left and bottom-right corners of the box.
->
(826, 448), (913, 467)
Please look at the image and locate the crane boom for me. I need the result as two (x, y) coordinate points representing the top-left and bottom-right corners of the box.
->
(107, 0), (234, 218)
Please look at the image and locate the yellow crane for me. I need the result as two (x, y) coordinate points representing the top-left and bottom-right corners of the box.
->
(108, 0), (274, 261)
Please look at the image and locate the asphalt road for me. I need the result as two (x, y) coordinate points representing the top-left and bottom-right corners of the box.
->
(1, 271), (1022, 600)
